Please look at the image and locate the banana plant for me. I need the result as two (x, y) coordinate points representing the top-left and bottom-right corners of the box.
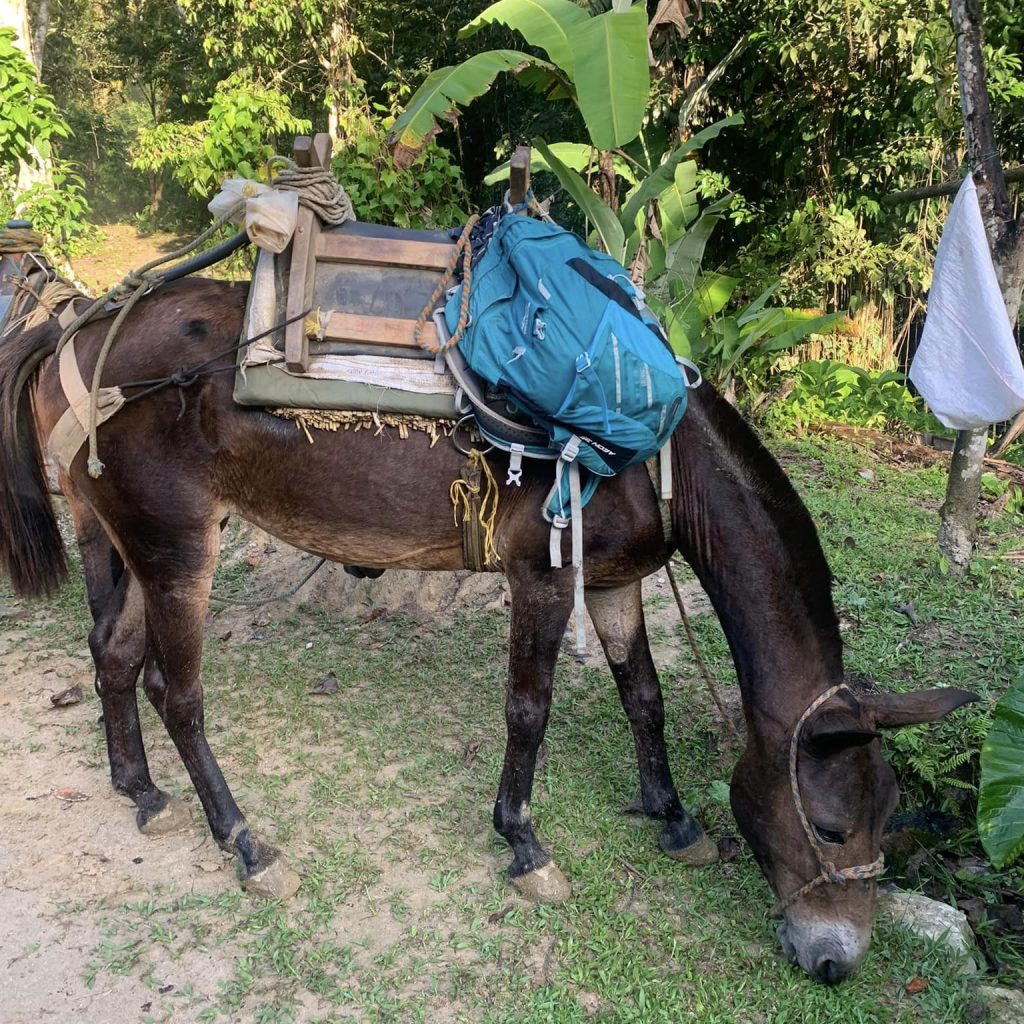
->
(389, 0), (650, 165)
(979, 673), (1024, 868)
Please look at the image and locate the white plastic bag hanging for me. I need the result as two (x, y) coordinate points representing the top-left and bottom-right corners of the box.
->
(909, 175), (1024, 429)
(207, 178), (299, 254)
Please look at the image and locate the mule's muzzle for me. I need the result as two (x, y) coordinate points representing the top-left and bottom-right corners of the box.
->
(777, 921), (866, 985)
(810, 954), (855, 986)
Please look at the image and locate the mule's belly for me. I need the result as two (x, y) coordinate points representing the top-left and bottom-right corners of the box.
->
(235, 504), (465, 571)
(221, 418), (469, 571)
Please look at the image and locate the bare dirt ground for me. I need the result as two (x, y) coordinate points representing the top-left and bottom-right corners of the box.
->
(71, 224), (193, 295)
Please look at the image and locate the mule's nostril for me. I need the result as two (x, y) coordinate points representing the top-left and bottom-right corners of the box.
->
(814, 958), (846, 986)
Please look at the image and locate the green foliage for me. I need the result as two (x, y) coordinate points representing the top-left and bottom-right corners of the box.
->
(979, 672), (1024, 867)
(765, 360), (950, 433)
(0, 30), (95, 260)
(133, 74), (311, 198)
(333, 122), (466, 228)
(563, 2), (649, 151)
(390, 50), (555, 160)
(0, 161), (97, 259)
(460, 0), (588, 73)
(0, 29), (69, 169)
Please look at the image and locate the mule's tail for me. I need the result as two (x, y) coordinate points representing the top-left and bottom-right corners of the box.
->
(0, 320), (67, 597)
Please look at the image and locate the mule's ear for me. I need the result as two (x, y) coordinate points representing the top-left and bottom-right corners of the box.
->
(802, 708), (879, 758)
(860, 688), (979, 729)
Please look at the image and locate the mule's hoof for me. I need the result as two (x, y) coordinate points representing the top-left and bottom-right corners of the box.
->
(664, 831), (719, 866)
(242, 856), (301, 900)
(138, 795), (192, 837)
(510, 862), (571, 904)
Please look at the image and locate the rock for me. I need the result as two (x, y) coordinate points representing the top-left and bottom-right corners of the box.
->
(975, 984), (1024, 1024)
(878, 891), (978, 972)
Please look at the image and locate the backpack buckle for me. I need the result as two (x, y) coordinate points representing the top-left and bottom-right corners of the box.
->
(575, 352), (592, 374)
(506, 443), (524, 486)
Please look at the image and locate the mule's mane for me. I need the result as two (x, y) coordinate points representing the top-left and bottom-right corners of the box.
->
(676, 385), (841, 661)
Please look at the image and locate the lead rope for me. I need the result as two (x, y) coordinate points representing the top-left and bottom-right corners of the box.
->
(665, 562), (742, 745)
(769, 683), (886, 919)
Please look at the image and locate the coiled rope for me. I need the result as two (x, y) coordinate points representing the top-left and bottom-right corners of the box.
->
(0, 227), (44, 254)
(3, 277), (81, 334)
(268, 158), (356, 226)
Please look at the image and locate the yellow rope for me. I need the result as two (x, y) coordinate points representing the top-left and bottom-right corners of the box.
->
(449, 448), (501, 568)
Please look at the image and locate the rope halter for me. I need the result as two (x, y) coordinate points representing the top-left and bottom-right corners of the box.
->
(769, 683), (885, 919)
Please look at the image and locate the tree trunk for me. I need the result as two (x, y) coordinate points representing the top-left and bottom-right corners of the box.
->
(938, 0), (1024, 573)
(0, 0), (32, 56)
(30, 0), (50, 73)
(938, 428), (988, 572)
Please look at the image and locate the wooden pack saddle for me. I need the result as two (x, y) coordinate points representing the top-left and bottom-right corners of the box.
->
(234, 135), (532, 420)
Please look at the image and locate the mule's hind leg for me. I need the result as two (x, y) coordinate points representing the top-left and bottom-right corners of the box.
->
(493, 567), (574, 904)
(65, 487), (190, 835)
(130, 523), (299, 898)
(586, 582), (718, 866)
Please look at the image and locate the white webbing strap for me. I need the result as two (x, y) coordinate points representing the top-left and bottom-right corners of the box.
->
(569, 459), (586, 654)
(549, 517), (565, 568)
(659, 441), (672, 500)
(507, 442), (524, 486)
(547, 457), (568, 569)
(543, 438), (587, 652)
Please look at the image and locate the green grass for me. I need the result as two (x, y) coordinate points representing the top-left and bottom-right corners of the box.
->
(4, 434), (1023, 1019)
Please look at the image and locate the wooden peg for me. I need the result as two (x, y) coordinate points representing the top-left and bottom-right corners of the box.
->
(293, 136), (313, 167)
(310, 132), (333, 169)
(509, 146), (532, 207)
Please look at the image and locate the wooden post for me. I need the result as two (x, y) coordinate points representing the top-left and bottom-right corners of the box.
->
(508, 146), (531, 209)
(284, 133), (333, 372)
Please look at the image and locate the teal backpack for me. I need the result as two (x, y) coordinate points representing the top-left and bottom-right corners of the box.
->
(441, 211), (699, 651)
(444, 214), (691, 506)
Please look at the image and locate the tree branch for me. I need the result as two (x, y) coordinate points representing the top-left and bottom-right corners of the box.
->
(881, 165), (1024, 206)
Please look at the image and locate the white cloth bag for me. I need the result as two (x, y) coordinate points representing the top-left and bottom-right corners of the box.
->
(207, 178), (299, 254)
(909, 175), (1024, 429)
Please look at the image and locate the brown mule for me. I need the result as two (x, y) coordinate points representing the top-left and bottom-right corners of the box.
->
(0, 277), (975, 982)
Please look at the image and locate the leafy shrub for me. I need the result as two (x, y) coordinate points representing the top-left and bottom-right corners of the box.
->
(763, 359), (951, 435)
(979, 671), (1024, 867)
(0, 29), (68, 168)
(134, 73), (312, 199)
(0, 30), (96, 260)
(333, 118), (466, 229)
(0, 160), (98, 258)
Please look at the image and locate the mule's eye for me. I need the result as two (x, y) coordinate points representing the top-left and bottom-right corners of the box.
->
(811, 823), (847, 846)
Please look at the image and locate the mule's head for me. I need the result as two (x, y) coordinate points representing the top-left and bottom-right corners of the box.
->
(731, 685), (976, 984)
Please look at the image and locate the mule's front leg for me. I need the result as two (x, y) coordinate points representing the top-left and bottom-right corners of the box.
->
(586, 582), (718, 866)
(495, 568), (574, 904)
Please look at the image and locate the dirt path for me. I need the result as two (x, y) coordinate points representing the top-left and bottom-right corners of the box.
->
(70, 224), (193, 295)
